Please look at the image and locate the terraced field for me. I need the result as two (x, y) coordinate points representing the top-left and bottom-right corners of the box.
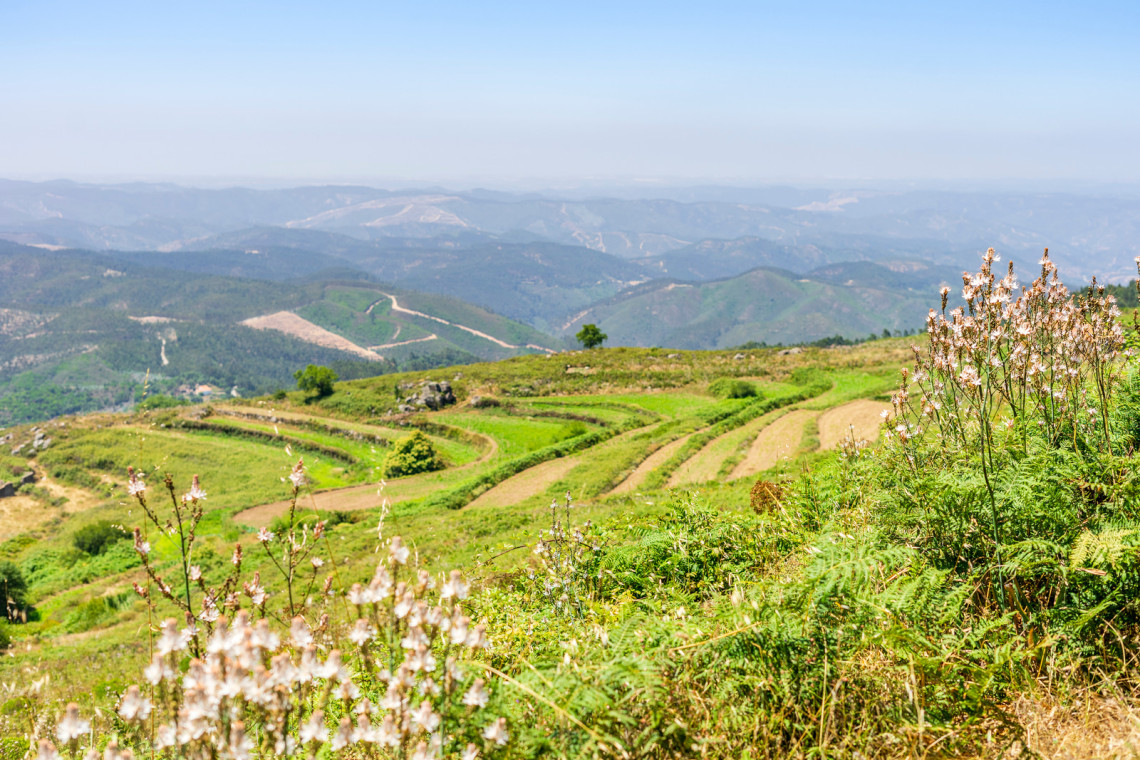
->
(0, 343), (902, 722)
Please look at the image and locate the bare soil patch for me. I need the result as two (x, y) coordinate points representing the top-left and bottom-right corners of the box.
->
(466, 457), (580, 509)
(730, 410), (818, 479)
(611, 434), (693, 494)
(241, 312), (384, 361)
(817, 399), (891, 449)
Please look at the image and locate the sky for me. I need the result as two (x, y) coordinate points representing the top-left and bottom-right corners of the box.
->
(1, 0), (1139, 187)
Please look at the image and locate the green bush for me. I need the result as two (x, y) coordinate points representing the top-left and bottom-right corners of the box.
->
(72, 520), (130, 556)
(136, 393), (188, 411)
(383, 431), (443, 478)
(63, 591), (135, 633)
(707, 377), (759, 399)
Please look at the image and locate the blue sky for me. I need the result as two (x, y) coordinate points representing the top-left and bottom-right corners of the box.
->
(1, 0), (1138, 185)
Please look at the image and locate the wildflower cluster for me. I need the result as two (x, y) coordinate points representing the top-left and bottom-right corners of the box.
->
(128, 468), (244, 651)
(890, 248), (1128, 457)
(41, 536), (505, 759)
(531, 492), (603, 616)
(258, 458), (328, 618)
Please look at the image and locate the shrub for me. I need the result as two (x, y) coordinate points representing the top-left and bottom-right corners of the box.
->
(72, 520), (129, 556)
(708, 377), (759, 399)
(383, 430), (443, 477)
(136, 394), (188, 411)
(790, 367), (826, 386)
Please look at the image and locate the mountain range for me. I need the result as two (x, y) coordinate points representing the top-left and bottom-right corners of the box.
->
(2, 178), (1137, 423)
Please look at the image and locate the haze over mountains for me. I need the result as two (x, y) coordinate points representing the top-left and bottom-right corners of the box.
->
(2, 178), (1138, 422)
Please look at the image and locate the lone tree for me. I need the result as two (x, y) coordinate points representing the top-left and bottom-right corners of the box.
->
(294, 364), (338, 398)
(576, 323), (607, 349)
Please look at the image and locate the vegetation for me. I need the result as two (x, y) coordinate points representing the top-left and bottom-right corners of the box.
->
(0, 561), (29, 622)
(383, 430), (444, 477)
(707, 377), (759, 399)
(71, 521), (129, 556)
(294, 363), (338, 398)
(7, 250), (1140, 759)
(575, 323), (607, 349)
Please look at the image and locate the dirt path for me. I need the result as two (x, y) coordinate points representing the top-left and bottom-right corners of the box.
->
(369, 294), (557, 353)
(368, 334), (438, 350)
(610, 434), (693, 494)
(730, 409), (818, 480)
(817, 399), (891, 449)
(234, 471), (454, 526)
(232, 431), (498, 526)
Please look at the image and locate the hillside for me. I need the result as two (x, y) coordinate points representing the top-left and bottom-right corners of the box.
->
(561, 263), (952, 348)
(0, 242), (562, 424)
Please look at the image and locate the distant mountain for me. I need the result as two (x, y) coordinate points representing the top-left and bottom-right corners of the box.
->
(560, 263), (955, 349)
(5, 179), (1138, 283)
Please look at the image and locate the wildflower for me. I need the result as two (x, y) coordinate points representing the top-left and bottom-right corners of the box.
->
(188, 565), (202, 582)
(257, 528), (275, 543)
(37, 740), (62, 760)
(411, 700), (441, 733)
(127, 466), (146, 496)
(348, 583), (371, 606)
(56, 702), (90, 744)
(466, 622), (489, 650)
(463, 678), (490, 708)
(369, 714), (398, 747)
(311, 556), (324, 569)
(156, 618), (187, 655)
(395, 589), (416, 619)
(440, 569), (469, 600)
(289, 458), (306, 489)
(331, 717), (355, 751)
(182, 474), (207, 503)
(117, 685), (152, 723)
(482, 717), (509, 746)
(348, 619), (374, 646)
(144, 653), (173, 684)
(390, 536), (410, 565)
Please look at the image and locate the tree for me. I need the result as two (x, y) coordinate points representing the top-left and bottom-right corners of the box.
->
(0, 561), (29, 622)
(576, 323), (607, 349)
(294, 364), (338, 398)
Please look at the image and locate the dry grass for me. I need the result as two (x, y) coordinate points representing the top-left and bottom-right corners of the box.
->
(1009, 691), (1140, 760)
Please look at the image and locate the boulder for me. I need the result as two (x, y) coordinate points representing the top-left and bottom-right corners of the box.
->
(401, 380), (456, 411)
(0, 482), (15, 498)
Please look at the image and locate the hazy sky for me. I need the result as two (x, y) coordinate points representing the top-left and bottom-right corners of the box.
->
(2, 0), (1138, 185)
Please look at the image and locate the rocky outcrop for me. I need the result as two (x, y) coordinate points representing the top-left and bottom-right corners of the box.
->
(397, 380), (457, 412)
